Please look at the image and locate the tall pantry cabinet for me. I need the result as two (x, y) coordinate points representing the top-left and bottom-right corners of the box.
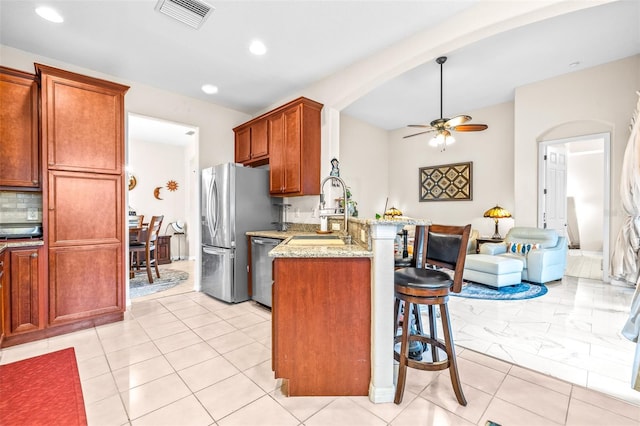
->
(36, 64), (129, 328)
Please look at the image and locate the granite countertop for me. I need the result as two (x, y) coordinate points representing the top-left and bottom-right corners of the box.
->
(247, 229), (372, 258)
(0, 239), (45, 252)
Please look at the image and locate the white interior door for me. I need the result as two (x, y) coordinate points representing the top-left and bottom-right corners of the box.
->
(544, 145), (568, 237)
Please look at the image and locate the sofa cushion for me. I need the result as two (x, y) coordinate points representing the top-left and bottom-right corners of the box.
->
(506, 227), (558, 248)
(465, 254), (523, 275)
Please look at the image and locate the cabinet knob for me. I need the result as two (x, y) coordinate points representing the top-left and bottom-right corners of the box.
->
(31, 253), (38, 258)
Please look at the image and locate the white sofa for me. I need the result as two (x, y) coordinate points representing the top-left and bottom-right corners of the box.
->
(473, 227), (568, 284)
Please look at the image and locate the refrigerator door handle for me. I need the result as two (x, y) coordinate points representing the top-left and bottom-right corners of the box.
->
(203, 245), (233, 257)
(207, 177), (217, 239)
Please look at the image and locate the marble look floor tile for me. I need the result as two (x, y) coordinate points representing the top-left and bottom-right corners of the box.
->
(195, 373), (265, 421)
(495, 375), (569, 424)
(121, 373), (192, 420)
(164, 341), (219, 371)
(305, 397), (387, 426)
(178, 354), (239, 392)
(217, 394), (300, 426)
(131, 395), (213, 426)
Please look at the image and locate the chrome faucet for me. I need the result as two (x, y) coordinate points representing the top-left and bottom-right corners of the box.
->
(320, 175), (349, 239)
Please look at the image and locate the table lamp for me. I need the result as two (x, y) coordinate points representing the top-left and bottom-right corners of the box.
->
(483, 205), (511, 239)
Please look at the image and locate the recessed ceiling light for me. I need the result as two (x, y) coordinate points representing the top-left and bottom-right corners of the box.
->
(201, 84), (218, 95)
(249, 39), (267, 56)
(35, 6), (64, 23)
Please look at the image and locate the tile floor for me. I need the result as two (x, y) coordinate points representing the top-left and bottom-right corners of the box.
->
(1, 260), (639, 425)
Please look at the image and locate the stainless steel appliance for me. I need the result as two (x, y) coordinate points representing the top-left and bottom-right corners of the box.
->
(250, 237), (282, 307)
(0, 223), (43, 240)
(201, 163), (275, 303)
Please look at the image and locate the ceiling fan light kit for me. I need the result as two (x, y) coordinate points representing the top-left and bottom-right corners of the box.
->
(405, 56), (488, 150)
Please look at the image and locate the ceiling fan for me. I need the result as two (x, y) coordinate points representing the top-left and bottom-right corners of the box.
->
(404, 56), (487, 149)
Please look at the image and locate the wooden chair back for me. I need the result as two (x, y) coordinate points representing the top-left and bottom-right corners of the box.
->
(413, 224), (471, 293)
(147, 215), (163, 246)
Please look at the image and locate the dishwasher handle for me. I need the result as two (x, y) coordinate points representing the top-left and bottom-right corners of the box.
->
(252, 238), (281, 247)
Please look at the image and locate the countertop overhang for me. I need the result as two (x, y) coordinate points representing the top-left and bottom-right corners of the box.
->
(247, 230), (372, 258)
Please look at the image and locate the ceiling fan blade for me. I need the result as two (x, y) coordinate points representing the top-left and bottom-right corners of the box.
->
(453, 124), (488, 132)
(444, 115), (471, 128)
(403, 130), (435, 139)
(407, 124), (432, 128)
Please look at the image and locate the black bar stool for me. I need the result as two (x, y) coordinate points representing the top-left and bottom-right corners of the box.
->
(393, 224), (471, 405)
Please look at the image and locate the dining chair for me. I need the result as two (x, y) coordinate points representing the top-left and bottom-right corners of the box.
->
(393, 223), (471, 405)
(129, 215), (164, 283)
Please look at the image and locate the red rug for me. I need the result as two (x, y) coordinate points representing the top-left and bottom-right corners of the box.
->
(0, 347), (87, 426)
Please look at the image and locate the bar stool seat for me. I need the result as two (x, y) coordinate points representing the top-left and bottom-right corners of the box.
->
(393, 224), (471, 406)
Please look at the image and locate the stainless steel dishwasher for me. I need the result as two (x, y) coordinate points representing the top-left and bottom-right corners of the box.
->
(251, 237), (282, 307)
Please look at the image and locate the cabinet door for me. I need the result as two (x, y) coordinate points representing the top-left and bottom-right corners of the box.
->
(0, 250), (5, 344)
(48, 171), (122, 246)
(268, 113), (286, 194)
(235, 126), (251, 163)
(6, 247), (44, 336)
(250, 120), (268, 159)
(0, 67), (39, 189)
(37, 64), (128, 174)
(282, 106), (302, 194)
(48, 244), (123, 325)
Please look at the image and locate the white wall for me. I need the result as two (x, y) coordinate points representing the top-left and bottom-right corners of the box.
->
(385, 101), (515, 230)
(128, 138), (189, 258)
(514, 54), (640, 255)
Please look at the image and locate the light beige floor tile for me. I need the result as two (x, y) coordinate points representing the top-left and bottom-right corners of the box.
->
(350, 395), (415, 424)
(224, 341), (271, 371)
(495, 375), (569, 424)
(218, 394), (300, 426)
(164, 341), (219, 371)
(586, 371), (640, 407)
(456, 357), (507, 395)
(129, 299), (170, 319)
(131, 395), (213, 426)
(570, 385), (640, 421)
(120, 373), (192, 420)
(214, 304), (254, 320)
(241, 321), (272, 341)
(458, 348), (512, 373)
(142, 319), (190, 340)
(480, 397), (562, 426)
(420, 375), (493, 424)
(192, 320), (236, 340)
(508, 365), (572, 395)
(181, 311), (224, 329)
(135, 311), (178, 328)
(178, 355), (239, 392)
(152, 329), (203, 354)
(84, 393), (130, 426)
(305, 397), (387, 426)
(566, 397), (639, 426)
(0, 340), (50, 364)
(243, 359), (283, 393)
(226, 312), (268, 329)
(401, 364), (440, 396)
(99, 327), (152, 354)
(81, 372), (120, 404)
(269, 389), (335, 423)
(96, 318), (147, 341)
(207, 330), (255, 354)
(46, 328), (104, 360)
(105, 341), (162, 370)
(112, 355), (175, 391)
(77, 354), (111, 381)
(195, 373), (266, 421)
(170, 304), (211, 320)
(389, 396), (474, 426)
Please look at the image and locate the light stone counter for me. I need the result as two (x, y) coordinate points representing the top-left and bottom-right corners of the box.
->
(247, 229), (371, 258)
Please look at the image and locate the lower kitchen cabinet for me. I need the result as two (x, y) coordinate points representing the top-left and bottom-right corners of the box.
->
(272, 257), (371, 396)
(0, 249), (5, 345)
(3, 245), (45, 338)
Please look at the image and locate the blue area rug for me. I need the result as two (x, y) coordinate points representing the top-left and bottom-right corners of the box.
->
(130, 269), (189, 299)
(453, 281), (548, 300)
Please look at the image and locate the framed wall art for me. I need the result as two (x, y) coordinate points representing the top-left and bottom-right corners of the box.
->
(419, 161), (473, 201)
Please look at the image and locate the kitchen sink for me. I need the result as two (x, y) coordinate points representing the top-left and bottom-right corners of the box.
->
(286, 235), (346, 246)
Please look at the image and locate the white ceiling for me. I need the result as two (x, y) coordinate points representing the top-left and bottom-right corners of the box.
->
(1, 0), (639, 140)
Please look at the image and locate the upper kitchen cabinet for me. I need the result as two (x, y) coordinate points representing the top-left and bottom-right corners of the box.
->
(0, 67), (40, 190)
(36, 64), (128, 175)
(234, 119), (268, 166)
(268, 97), (322, 196)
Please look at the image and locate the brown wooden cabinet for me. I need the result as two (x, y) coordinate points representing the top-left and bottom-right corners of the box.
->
(157, 235), (172, 265)
(272, 256), (371, 396)
(3, 246), (45, 338)
(268, 98), (322, 196)
(233, 97), (322, 196)
(234, 120), (268, 166)
(0, 249), (5, 346)
(0, 66), (40, 189)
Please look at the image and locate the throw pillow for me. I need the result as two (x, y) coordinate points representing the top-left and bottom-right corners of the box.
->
(508, 241), (540, 256)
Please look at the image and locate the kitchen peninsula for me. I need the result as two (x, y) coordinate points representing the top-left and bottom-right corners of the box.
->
(255, 216), (428, 402)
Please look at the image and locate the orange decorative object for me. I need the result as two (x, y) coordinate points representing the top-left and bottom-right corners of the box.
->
(167, 180), (179, 191)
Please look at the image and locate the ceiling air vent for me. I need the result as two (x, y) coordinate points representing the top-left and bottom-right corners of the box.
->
(155, 0), (214, 29)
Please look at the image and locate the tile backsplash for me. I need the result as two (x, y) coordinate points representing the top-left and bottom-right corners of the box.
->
(0, 191), (43, 223)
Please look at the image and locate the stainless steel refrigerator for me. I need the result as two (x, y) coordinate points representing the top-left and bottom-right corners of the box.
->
(201, 163), (275, 303)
